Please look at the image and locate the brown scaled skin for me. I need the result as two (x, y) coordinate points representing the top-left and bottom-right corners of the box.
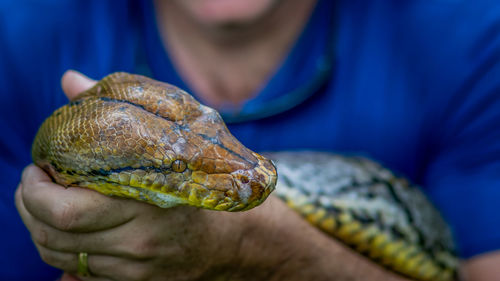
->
(31, 72), (277, 211)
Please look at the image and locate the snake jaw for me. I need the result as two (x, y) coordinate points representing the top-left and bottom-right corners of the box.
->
(34, 149), (276, 211)
(189, 152), (277, 211)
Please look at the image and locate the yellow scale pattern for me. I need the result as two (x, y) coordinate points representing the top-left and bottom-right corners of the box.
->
(294, 202), (454, 281)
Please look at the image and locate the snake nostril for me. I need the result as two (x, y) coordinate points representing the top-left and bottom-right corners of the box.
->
(172, 159), (187, 173)
(240, 175), (249, 184)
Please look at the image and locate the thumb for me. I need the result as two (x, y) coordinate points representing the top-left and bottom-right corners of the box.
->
(61, 70), (97, 100)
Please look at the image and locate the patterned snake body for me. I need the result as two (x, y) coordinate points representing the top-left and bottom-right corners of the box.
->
(269, 152), (458, 281)
(32, 73), (458, 280)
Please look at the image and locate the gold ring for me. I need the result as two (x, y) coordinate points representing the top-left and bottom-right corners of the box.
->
(77, 252), (91, 277)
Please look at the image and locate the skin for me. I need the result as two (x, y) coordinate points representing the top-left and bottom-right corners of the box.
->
(153, 0), (318, 108)
(462, 253), (500, 281)
(15, 0), (500, 279)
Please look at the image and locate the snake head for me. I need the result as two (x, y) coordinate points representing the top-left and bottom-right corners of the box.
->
(32, 72), (277, 211)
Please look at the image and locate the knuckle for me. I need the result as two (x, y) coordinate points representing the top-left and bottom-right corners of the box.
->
(20, 165), (33, 185)
(130, 237), (158, 259)
(52, 201), (81, 231)
(32, 228), (49, 247)
(39, 250), (60, 268)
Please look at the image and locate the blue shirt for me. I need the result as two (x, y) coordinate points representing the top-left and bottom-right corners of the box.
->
(1, 0), (500, 280)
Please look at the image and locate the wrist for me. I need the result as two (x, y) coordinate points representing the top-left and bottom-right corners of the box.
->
(225, 196), (329, 281)
(208, 195), (411, 281)
(198, 196), (294, 280)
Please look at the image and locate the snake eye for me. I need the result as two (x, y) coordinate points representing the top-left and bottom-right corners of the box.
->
(172, 159), (187, 173)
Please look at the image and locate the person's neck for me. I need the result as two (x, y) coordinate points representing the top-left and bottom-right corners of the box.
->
(154, 0), (318, 109)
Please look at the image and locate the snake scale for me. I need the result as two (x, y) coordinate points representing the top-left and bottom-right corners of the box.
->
(32, 73), (458, 281)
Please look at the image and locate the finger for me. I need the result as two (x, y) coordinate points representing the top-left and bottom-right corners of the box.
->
(15, 183), (31, 227)
(35, 243), (78, 273)
(17, 186), (149, 259)
(61, 70), (97, 100)
(37, 244), (151, 281)
(21, 164), (137, 232)
(17, 172), (174, 259)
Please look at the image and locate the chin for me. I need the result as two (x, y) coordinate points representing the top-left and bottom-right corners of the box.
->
(175, 0), (279, 26)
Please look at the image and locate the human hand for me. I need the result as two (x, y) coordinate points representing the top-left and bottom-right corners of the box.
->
(15, 71), (254, 280)
(15, 163), (255, 280)
(16, 71), (411, 281)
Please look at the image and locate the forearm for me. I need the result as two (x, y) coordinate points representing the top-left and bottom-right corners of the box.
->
(215, 196), (411, 281)
(462, 251), (500, 281)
